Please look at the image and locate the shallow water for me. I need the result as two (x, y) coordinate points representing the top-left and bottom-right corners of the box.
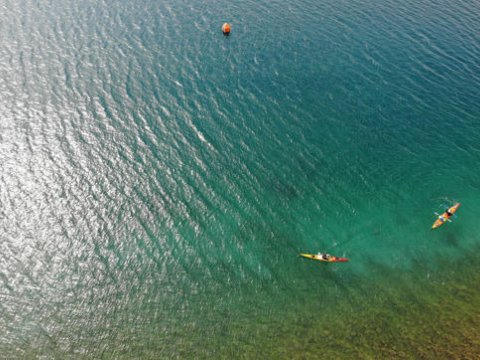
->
(0, 0), (479, 357)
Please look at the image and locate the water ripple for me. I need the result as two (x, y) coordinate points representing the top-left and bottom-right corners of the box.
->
(1, 0), (480, 356)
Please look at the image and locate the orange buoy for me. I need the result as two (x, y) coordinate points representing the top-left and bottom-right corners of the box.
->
(222, 23), (231, 35)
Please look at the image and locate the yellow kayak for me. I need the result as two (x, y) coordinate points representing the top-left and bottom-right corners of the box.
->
(300, 253), (349, 263)
(432, 203), (460, 229)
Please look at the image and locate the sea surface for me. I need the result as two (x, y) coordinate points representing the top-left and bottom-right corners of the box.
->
(1, 0), (480, 358)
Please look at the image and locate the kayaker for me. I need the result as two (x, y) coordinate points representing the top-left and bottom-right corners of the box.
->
(318, 253), (331, 260)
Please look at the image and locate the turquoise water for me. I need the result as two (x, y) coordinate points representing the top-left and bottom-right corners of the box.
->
(1, 0), (480, 357)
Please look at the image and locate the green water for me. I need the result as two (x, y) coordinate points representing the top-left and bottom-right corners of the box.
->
(0, 0), (479, 357)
